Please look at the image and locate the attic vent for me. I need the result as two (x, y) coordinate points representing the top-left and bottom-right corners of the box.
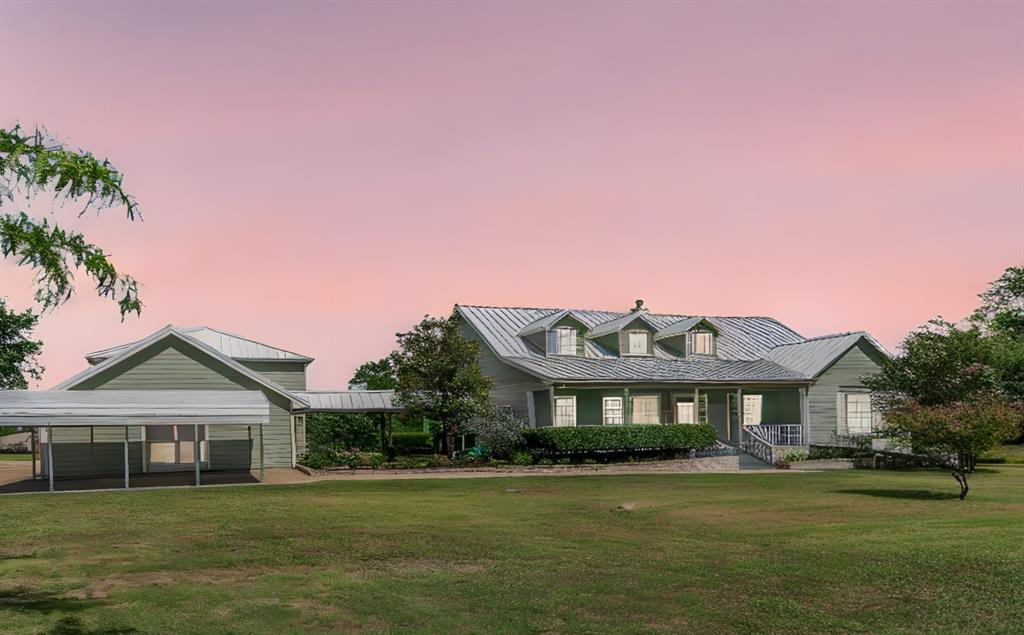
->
(631, 299), (646, 313)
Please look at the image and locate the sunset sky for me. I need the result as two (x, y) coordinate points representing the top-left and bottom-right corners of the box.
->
(0, 1), (1021, 389)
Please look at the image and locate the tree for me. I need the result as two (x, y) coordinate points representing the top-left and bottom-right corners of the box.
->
(350, 352), (399, 390)
(1, 125), (141, 317)
(882, 396), (1021, 499)
(469, 405), (527, 459)
(973, 266), (1024, 339)
(0, 299), (43, 389)
(392, 315), (493, 457)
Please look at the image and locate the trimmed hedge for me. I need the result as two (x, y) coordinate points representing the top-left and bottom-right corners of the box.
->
(523, 424), (717, 456)
(392, 431), (434, 455)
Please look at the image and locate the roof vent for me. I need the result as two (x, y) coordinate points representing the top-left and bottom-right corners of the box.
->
(631, 299), (646, 313)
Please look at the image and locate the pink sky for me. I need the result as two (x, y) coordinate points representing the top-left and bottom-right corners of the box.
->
(0, 1), (1021, 389)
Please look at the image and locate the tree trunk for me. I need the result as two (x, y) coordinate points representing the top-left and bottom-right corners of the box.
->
(444, 431), (455, 459)
(952, 470), (969, 500)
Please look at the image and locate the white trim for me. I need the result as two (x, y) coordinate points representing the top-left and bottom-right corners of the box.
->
(602, 396), (624, 425)
(553, 395), (576, 427)
(290, 414), (298, 467)
(623, 330), (652, 356)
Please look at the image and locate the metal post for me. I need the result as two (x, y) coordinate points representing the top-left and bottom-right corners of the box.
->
(194, 424), (201, 487)
(47, 425), (54, 492)
(90, 426), (95, 477)
(31, 428), (37, 480)
(123, 425), (130, 489)
(259, 424), (265, 482)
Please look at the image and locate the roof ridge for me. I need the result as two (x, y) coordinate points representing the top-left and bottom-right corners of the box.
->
(458, 304), (786, 321)
(796, 331), (866, 344)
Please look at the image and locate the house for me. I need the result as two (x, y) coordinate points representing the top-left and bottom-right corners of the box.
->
(0, 325), (401, 490)
(455, 302), (888, 459)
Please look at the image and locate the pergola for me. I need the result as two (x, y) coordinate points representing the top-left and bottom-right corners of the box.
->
(0, 390), (270, 491)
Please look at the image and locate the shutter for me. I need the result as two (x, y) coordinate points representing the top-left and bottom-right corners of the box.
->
(698, 393), (709, 424)
(576, 331), (585, 356)
(836, 393), (848, 436)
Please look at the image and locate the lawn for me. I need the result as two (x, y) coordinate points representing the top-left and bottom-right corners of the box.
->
(980, 443), (1024, 464)
(0, 454), (32, 461)
(1, 469), (1023, 634)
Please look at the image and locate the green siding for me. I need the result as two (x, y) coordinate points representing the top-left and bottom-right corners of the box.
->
(45, 426), (143, 478)
(70, 339), (295, 468)
(238, 361), (307, 391)
(807, 341), (883, 445)
(533, 390), (551, 427)
(458, 322), (547, 423)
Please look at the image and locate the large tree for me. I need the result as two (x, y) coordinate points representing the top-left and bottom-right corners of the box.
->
(1, 125), (141, 317)
(392, 315), (493, 457)
(350, 352), (399, 390)
(0, 299), (43, 389)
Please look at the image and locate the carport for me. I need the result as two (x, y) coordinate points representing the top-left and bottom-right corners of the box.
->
(0, 390), (270, 491)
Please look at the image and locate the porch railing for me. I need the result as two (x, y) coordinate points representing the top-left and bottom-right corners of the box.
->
(740, 424), (805, 465)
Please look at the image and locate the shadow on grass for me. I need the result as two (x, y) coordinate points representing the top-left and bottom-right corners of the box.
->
(0, 589), (136, 634)
(835, 488), (958, 500)
(46, 616), (136, 635)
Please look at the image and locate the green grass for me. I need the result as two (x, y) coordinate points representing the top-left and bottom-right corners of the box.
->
(2, 469), (1023, 634)
(980, 444), (1024, 464)
(0, 453), (32, 461)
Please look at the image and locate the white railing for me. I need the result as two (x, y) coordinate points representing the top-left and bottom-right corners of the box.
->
(744, 424), (804, 447)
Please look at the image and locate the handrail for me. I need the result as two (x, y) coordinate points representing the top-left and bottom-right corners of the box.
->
(744, 424), (803, 447)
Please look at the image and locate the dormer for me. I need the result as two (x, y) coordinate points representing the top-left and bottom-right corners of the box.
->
(655, 317), (720, 357)
(586, 301), (660, 357)
(518, 310), (588, 356)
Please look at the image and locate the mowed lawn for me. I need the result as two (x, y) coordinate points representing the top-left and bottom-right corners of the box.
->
(2, 469), (1023, 634)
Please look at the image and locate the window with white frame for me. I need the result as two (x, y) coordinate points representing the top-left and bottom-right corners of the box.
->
(554, 396), (576, 427)
(742, 394), (762, 425)
(675, 400), (695, 424)
(603, 397), (624, 425)
(631, 395), (660, 424)
(692, 331), (714, 355)
(845, 393), (873, 435)
(548, 327), (578, 355)
(627, 330), (650, 355)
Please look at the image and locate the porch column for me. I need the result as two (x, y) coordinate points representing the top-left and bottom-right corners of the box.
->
(623, 388), (631, 425)
(259, 424), (265, 482)
(693, 388), (700, 424)
(47, 425), (54, 492)
(31, 428), (37, 480)
(247, 425), (252, 471)
(89, 426), (95, 477)
(123, 425), (130, 489)
(799, 386), (810, 446)
(194, 424), (201, 487)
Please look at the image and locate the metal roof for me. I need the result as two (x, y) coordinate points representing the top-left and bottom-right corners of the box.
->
(655, 316), (708, 340)
(0, 390), (270, 426)
(517, 310), (588, 336)
(762, 332), (888, 379)
(86, 326), (313, 363)
(456, 305), (810, 383)
(587, 311), (662, 339)
(294, 390), (402, 413)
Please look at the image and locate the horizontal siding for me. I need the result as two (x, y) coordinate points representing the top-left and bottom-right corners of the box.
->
(208, 424), (254, 471)
(808, 341), (883, 444)
(72, 340), (295, 468)
(459, 322), (547, 422)
(239, 361), (307, 391)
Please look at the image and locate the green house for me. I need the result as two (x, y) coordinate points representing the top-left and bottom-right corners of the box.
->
(455, 302), (889, 461)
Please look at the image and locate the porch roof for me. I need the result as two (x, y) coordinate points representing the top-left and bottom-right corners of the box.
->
(0, 390), (270, 426)
(292, 390), (402, 413)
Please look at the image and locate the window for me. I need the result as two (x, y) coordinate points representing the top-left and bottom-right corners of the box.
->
(548, 327), (578, 355)
(627, 330), (650, 355)
(742, 394), (762, 425)
(554, 396), (576, 427)
(692, 331), (714, 355)
(603, 397), (624, 425)
(676, 401), (695, 424)
(845, 393), (873, 435)
(631, 395), (660, 424)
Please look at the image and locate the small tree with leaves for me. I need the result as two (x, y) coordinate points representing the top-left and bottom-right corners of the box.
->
(393, 315), (493, 457)
(1, 125), (141, 317)
(0, 299), (43, 389)
(881, 396), (1021, 499)
(350, 352), (399, 390)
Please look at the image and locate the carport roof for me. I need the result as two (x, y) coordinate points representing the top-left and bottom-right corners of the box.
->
(0, 390), (270, 426)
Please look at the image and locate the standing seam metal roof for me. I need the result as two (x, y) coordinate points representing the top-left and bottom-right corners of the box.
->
(86, 326), (313, 363)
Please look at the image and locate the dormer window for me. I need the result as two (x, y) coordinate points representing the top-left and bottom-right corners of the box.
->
(626, 330), (651, 355)
(548, 327), (578, 356)
(691, 331), (715, 355)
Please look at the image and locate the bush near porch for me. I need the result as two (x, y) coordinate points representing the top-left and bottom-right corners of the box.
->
(523, 423), (717, 459)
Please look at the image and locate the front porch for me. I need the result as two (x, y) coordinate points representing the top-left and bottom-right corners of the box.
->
(531, 384), (809, 460)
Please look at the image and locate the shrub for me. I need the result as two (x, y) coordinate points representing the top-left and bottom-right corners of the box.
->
(306, 412), (379, 454)
(392, 432), (434, 455)
(469, 407), (528, 459)
(523, 424), (716, 458)
(511, 451), (534, 466)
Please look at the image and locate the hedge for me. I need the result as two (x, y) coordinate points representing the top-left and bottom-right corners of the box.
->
(523, 424), (717, 456)
(392, 431), (434, 455)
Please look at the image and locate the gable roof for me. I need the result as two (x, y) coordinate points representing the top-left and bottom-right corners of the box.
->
(587, 311), (661, 339)
(456, 305), (809, 383)
(654, 317), (719, 340)
(517, 310), (588, 337)
(57, 325), (308, 406)
(761, 331), (889, 379)
(85, 326), (313, 364)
